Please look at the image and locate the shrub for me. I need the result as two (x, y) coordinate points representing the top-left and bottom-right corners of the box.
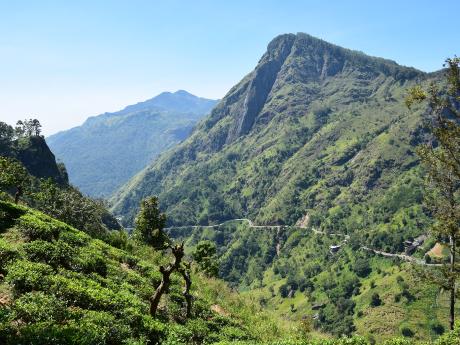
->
(0, 238), (18, 273)
(279, 283), (290, 298)
(59, 229), (90, 247)
(105, 230), (129, 250)
(50, 274), (112, 310)
(430, 322), (445, 335)
(370, 293), (382, 307)
(400, 326), (414, 337)
(353, 258), (371, 278)
(23, 240), (76, 268)
(22, 240), (55, 263)
(13, 292), (67, 323)
(73, 247), (108, 277)
(18, 215), (60, 241)
(6, 260), (53, 294)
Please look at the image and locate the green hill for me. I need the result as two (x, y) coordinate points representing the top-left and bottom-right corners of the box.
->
(108, 33), (459, 340)
(47, 90), (217, 197)
(0, 124), (67, 186)
(0, 200), (301, 344)
(110, 33), (431, 231)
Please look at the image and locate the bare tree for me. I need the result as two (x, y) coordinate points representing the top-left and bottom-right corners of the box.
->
(179, 262), (193, 318)
(149, 243), (185, 317)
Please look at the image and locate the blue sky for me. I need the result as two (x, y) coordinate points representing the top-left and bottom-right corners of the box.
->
(0, 0), (458, 135)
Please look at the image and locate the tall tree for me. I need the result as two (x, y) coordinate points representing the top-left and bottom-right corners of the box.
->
(192, 240), (219, 277)
(407, 57), (460, 330)
(134, 196), (169, 249)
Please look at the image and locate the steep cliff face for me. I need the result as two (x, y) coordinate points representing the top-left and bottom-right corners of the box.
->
(1, 135), (68, 185)
(226, 34), (297, 143)
(111, 33), (430, 228)
(16, 136), (68, 185)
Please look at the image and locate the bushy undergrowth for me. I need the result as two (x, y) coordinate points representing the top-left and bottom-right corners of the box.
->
(0, 201), (282, 344)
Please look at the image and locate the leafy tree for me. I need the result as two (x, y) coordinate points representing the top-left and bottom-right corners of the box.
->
(0, 157), (29, 203)
(353, 258), (371, 278)
(192, 240), (218, 277)
(407, 57), (460, 330)
(31, 179), (110, 238)
(15, 118), (42, 137)
(134, 196), (168, 249)
(0, 122), (14, 154)
(370, 292), (382, 307)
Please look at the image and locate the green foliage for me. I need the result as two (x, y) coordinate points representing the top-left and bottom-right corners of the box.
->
(0, 123), (68, 186)
(134, 196), (168, 248)
(407, 57), (460, 330)
(14, 291), (67, 323)
(0, 201), (268, 344)
(0, 156), (29, 203)
(370, 293), (382, 307)
(400, 326), (414, 338)
(192, 240), (219, 277)
(31, 178), (116, 238)
(18, 213), (61, 241)
(354, 258), (371, 278)
(6, 260), (53, 294)
(47, 91), (217, 197)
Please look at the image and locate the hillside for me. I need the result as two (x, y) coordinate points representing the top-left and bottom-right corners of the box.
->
(0, 200), (300, 344)
(167, 219), (458, 341)
(0, 127), (67, 186)
(47, 90), (217, 197)
(108, 33), (456, 338)
(111, 33), (430, 232)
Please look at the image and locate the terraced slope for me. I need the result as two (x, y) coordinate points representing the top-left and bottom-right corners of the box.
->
(0, 201), (294, 344)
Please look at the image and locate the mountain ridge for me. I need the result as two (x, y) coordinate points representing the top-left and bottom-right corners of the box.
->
(47, 90), (217, 197)
(111, 33), (430, 228)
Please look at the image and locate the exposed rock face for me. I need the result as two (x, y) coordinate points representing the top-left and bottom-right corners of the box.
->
(226, 34), (296, 143)
(16, 136), (68, 185)
(111, 32), (430, 226)
(2, 136), (68, 185)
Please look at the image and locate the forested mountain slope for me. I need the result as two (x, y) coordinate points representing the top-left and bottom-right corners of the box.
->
(47, 90), (217, 197)
(111, 33), (432, 234)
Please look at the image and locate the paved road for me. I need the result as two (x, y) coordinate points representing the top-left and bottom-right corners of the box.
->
(164, 218), (285, 231)
(163, 219), (441, 267)
(361, 246), (442, 267)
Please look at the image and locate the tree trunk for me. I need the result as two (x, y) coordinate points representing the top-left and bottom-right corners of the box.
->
(14, 185), (22, 204)
(180, 266), (193, 318)
(150, 266), (172, 317)
(449, 234), (456, 331)
(149, 243), (185, 318)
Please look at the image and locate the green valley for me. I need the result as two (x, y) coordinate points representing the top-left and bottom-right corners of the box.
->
(1, 29), (459, 344)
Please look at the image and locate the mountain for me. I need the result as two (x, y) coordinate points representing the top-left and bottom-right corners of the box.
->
(107, 33), (458, 339)
(0, 132), (68, 186)
(111, 33), (430, 230)
(46, 90), (217, 197)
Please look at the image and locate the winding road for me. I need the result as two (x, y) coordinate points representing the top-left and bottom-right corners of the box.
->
(163, 218), (442, 267)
